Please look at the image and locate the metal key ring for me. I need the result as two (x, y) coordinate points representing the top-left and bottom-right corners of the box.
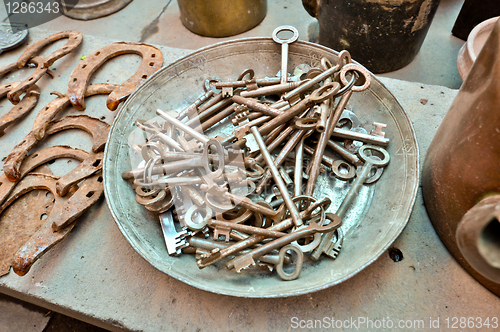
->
(340, 63), (371, 92)
(309, 82), (341, 103)
(205, 192), (235, 213)
(321, 57), (334, 71)
(184, 205), (212, 231)
(276, 244), (304, 281)
(135, 185), (162, 198)
(358, 155), (385, 184)
(336, 50), (351, 69)
(201, 139), (225, 178)
(333, 71), (357, 98)
(135, 189), (166, 206)
(272, 25), (299, 44)
(358, 145), (390, 167)
(141, 142), (166, 162)
(237, 68), (255, 81)
(294, 117), (318, 130)
(144, 190), (174, 213)
(332, 160), (356, 181)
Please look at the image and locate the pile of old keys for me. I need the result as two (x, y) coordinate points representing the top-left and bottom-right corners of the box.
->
(122, 26), (391, 281)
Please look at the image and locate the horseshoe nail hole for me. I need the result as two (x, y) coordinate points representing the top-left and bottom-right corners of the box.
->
(389, 247), (404, 262)
(45, 192), (54, 199)
(142, 75), (148, 79)
(100, 116), (106, 120)
(151, 54), (156, 58)
(5, 84), (11, 88)
(29, 77), (33, 81)
(74, 36), (78, 39)
(478, 217), (500, 268)
(149, 62), (154, 66)
(31, 153), (38, 159)
(95, 51), (101, 56)
(92, 159), (101, 167)
(40, 213), (48, 220)
(18, 107), (22, 110)
(97, 176), (103, 183)
(0, 182), (2, 187)
(82, 64), (87, 69)
(86, 191), (95, 198)
(73, 78), (77, 82)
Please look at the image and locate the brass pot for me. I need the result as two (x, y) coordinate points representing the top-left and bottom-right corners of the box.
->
(177, 0), (267, 37)
(422, 19), (500, 296)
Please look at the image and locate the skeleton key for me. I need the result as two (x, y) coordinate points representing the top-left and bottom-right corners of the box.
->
(198, 196), (329, 268)
(251, 126), (303, 227)
(311, 145), (390, 260)
(208, 219), (287, 238)
(159, 210), (189, 256)
(229, 216), (341, 272)
(188, 237), (286, 266)
(272, 25), (299, 84)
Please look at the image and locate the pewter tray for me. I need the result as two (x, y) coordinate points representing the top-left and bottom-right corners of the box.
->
(103, 38), (419, 298)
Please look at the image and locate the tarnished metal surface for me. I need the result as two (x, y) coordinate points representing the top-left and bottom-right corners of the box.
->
(0, 23), (28, 54)
(3, 115), (109, 181)
(0, 83), (40, 136)
(67, 42), (163, 111)
(104, 38), (419, 297)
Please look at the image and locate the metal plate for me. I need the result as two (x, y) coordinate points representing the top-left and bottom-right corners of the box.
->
(103, 38), (419, 298)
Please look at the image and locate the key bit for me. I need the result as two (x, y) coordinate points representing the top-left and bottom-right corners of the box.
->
(371, 122), (388, 137)
(159, 211), (189, 256)
(324, 228), (344, 259)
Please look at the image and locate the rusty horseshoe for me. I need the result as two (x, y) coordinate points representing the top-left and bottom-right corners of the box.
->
(0, 172), (103, 276)
(6, 56), (49, 104)
(0, 82), (40, 136)
(0, 145), (102, 205)
(33, 83), (117, 140)
(16, 30), (83, 68)
(3, 115), (110, 182)
(67, 42), (163, 111)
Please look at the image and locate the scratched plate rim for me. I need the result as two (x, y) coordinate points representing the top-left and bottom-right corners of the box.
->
(103, 38), (419, 298)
